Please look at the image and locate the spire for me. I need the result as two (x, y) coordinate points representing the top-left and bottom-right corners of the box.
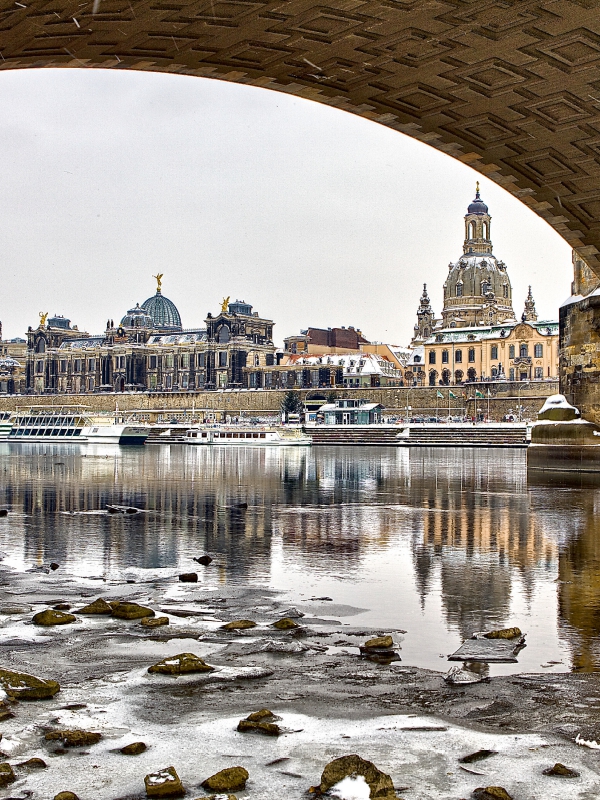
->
(522, 285), (538, 322)
(412, 283), (436, 344)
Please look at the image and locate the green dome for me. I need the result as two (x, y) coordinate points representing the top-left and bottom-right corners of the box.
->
(141, 290), (182, 331)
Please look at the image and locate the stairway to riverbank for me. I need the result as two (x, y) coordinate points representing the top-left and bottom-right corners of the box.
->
(404, 424), (528, 447)
(307, 426), (403, 446)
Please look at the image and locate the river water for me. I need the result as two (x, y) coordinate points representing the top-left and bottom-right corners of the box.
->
(0, 441), (599, 676)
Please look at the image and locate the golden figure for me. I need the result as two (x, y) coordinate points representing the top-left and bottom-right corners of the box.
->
(476, 180), (480, 194)
(39, 312), (48, 327)
(221, 296), (230, 313)
(153, 273), (164, 293)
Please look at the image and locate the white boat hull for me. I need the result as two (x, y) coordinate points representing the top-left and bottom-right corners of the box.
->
(186, 428), (311, 446)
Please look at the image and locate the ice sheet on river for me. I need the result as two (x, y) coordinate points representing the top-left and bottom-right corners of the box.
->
(448, 635), (526, 663)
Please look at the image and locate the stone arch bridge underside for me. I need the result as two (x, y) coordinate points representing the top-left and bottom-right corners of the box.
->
(2, 0), (600, 274)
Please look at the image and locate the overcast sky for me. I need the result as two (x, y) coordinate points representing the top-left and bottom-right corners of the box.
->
(0, 68), (572, 346)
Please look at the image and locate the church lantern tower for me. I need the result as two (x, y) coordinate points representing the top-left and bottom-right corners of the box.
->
(441, 184), (516, 329)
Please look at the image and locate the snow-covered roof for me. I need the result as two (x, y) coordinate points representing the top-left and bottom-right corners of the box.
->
(284, 352), (402, 375)
(423, 319), (558, 345)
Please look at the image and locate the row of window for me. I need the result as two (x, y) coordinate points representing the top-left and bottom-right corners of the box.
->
(454, 283), (509, 298)
(429, 342), (546, 365)
(428, 366), (549, 385)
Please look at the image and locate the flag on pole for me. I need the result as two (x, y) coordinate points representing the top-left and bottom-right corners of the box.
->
(475, 390), (485, 398)
(436, 390), (444, 398)
(449, 390), (457, 399)
(487, 388), (492, 397)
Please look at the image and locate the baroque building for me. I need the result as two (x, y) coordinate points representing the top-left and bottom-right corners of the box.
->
(406, 186), (559, 387)
(25, 280), (276, 394)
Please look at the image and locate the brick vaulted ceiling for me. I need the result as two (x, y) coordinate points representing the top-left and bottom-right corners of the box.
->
(2, 0), (600, 271)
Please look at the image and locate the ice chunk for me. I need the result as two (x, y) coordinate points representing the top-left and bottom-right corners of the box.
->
(329, 775), (371, 799)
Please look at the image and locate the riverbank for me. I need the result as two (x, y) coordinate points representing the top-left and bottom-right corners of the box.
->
(1, 563), (599, 800)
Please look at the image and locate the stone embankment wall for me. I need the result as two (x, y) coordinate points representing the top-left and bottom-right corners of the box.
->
(560, 295), (600, 424)
(0, 381), (558, 422)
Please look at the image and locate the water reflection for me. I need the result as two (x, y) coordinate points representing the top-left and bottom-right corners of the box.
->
(0, 442), (599, 671)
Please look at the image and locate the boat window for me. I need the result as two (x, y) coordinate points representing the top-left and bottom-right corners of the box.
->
(52, 429), (60, 436)
(74, 429), (81, 436)
(226, 433), (232, 438)
(259, 433), (266, 439)
(92, 428), (98, 433)
(253, 433), (259, 438)
(201, 432), (207, 438)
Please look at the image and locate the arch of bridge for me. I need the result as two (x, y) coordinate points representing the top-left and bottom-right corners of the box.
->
(2, 0), (600, 272)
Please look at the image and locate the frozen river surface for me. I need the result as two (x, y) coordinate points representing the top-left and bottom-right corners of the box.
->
(0, 441), (599, 676)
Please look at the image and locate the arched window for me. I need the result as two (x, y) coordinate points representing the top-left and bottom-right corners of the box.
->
(428, 370), (437, 386)
(503, 284), (508, 298)
(217, 325), (230, 343)
(455, 349), (463, 363)
(456, 283), (463, 297)
(454, 370), (463, 383)
(509, 345), (515, 359)
(520, 344), (528, 358)
(442, 350), (449, 364)
(491, 345), (498, 360)
(35, 338), (46, 353)
(467, 367), (477, 381)
(413, 355), (421, 363)
(534, 343), (543, 358)
(429, 351), (436, 364)
(441, 369), (450, 385)
(483, 222), (488, 239)
(468, 348), (476, 363)
(469, 221), (476, 239)
(481, 280), (491, 295)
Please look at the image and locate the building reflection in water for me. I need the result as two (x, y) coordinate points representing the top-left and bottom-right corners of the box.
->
(0, 442), (599, 670)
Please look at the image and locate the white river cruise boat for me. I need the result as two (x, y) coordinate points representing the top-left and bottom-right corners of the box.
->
(185, 426), (312, 447)
(0, 407), (149, 444)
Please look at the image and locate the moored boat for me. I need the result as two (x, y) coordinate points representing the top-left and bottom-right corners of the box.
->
(2, 407), (149, 445)
(185, 425), (312, 446)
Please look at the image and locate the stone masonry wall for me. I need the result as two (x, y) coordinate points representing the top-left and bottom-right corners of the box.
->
(560, 295), (600, 424)
(0, 381), (558, 422)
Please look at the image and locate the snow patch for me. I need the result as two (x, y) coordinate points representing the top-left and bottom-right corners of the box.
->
(329, 775), (371, 800)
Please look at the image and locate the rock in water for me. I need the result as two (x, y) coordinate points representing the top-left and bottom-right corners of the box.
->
(194, 555), (213, 566)
(0, 667), (60, 700)
(543, 763), (580, 778)
(271, 617), (299, 630)
(111, 601), (155, 620)
(141, 616), (169, 628)
(178, 572), (198, 583)
(237, 709), (281, 736)
(363, 636), (394, 650)
(45, 730), (102, 747)
(459, 750), (498, 764)
(53, 603), (71, 611)
(202, 766), (249, 792)
(316, 755), (396, 799)
(147, 653), (215, 675)
(0, 763), (15, 788)
(32, 609), (77, 626)
(16, 758), (47, 769)
(221, 620), (257, 630)
(482, 627), (522, 640)
(120, 741), (147, 755)
(144, 766), (185, 798)
(473, 788), (513, 800)
(79, 597), (113, 615)
(54, 793), (80, 800)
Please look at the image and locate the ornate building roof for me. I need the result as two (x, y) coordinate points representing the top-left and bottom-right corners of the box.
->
(120, 303), (154, 329)
(141, 283), (182, 332)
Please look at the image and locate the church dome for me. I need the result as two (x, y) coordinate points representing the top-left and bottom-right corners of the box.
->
(467, 189), (488, 215)
(141, 291), (182, 331)
(120, 303), (154, 329)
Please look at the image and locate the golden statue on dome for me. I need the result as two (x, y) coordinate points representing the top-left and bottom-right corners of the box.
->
(39, 312), (48, 327)
(153, 273), (164, 293)
(221, 296), (230, 313)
